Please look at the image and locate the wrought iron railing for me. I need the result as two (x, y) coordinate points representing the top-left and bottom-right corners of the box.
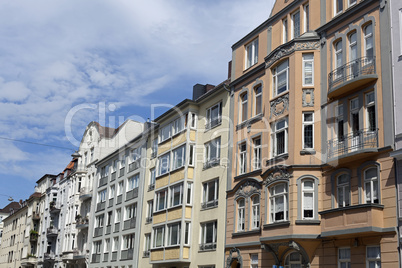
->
(203, 158), (220, 169)
(205, 118), (222, 130)
(199, 242), (217, 251)
(202, 200), (218, 209)
(327, 128), (378, 159)
(328, 57), (376, 92)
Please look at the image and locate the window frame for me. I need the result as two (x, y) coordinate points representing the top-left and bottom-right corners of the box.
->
(245, 38), (259, 69)
(304, 4), (309, 33)
(251, 195), (260, 229)
(206, 101), (222, 129)
(334, 0), (343, 16)
(254, 85), (262, 116)
(364, 167), (379, 204)
(239, 142), (247, 175)
(291, 10), (300, 39)
(366, 245), (381, 268)
(364, 23), (374, 62)
(237, 198), (245, 232)
(152, 226), (165, 249)
(302, 53), (314, 86)
(365, 91), (376, 132)
(271, 118), (288, 157)
(334, 40), (343, 78)
(200, 220), (217, 249)
(127, 174), (139, 192)
(155, 188), (168, 212)
(302, 112), (314, 149)
(272, 60), (289, 96)
(204, 137), (221, 166)
(269, 183), (288, 223)
(253, 137), (262, 170)
(202, 179), (219, 208)
(172, 145), (186, 171)
(158, 153), (170, 176)
(338, 247), (351, 268)
(124, 203), (137, 220)
(302, 180), (314, 219)
(337, 173), (350, 208)
(169, 183), (183, 208)
(283, 18), (288, 43)
(167, 222), (181, 246)
(240, 92), (248, 123)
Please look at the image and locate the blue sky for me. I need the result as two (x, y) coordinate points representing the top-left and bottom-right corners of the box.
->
(0, 0), (274, 208)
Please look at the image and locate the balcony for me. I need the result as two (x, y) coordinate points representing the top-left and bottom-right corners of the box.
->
(46, 227), (58, 237)
(328, 57), (377, 99)
(99, 176), (108, 187)
(119, 167), (125, 177)
(120, 248), (134, 260)
(91, 253), (101, 263)
(126, 188), (138, 201)
(129, 159), (140, 173)
(199, 242), (217, 251)
(79, 187), (92, 201)
(32, 212), (40, 220)
(29, 232), (38, 242)
(21, 256), (38, 266)
(49, 204), (61, 214)
(44, 253), (55, 261)
(73, 249), (86, 260)
(111, 172), (117, 181)
(76, 218), (89, 229)
(319, 203), (384, 237)
(205, 118), (222, 130)
(201, 200), (218, 210)
(96, 201), (106, 212)
(62, 251), (74, 261)
(327, 129), (378, 160)
(123, 217), (136, 230)
(94, 227), (103, 237)
(203, 158), (220, 169)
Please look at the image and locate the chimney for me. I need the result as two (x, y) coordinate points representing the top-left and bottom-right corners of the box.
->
(192, 84), (206, 100)
(228, 61), (232, 81)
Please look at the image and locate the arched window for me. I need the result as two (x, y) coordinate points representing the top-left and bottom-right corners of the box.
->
(334, 40), (343, 79)
(364, 167), (379, 204)
(337, 173), (350, 207)
(364, 23), (373, 63)
(237, 198), (245, 231)
(251, 195), (260, 229)
(284, 252), (303, 268)
(240, 93), (248, 122)
(269, 183), (288, 223)
(302, 180), (314, 219)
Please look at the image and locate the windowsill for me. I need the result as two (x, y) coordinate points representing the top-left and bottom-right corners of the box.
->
(171, 129), (187, 139)
(168, 204), (182, 210)
(300, 149), (316, 155)
(153, 209), (167, 215)
(234, 169), (262, 181)
(164, 245), (180, 249)
(266, 153), (289, 165)
(203, 159), (220, 170)
(295, 219), (321, 225)
(232, 228), (261, 237)
(151, 247), (164, 251)
(243, 62), (258, 72)
(205, 121), (222, 132)
(170, 165), (185, 174)
(236, 114), (263, 131)
(263, 221), (290, 229)
(319, 203), (384, 215)
(271, 90), (289, 102)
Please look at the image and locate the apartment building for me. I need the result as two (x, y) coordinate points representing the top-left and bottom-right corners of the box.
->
(225, 0), (396, 267)
(0, 202), (22, 247)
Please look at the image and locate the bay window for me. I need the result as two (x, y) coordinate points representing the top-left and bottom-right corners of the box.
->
(271, 118), (288, 157)
(153, 226), (165, 248)
(270, 183), (288, 222)
(364, 167), (379, 204)
(172, 145), (186, 170)
(273, 60), (289, 96)
(167, 222), (181, 246)
(169, 183), (183, 207)
(155, 189), (167, 212)
(158, 153), (170, 176)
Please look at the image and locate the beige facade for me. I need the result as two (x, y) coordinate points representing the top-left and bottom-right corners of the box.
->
(225, 0), (396, 267)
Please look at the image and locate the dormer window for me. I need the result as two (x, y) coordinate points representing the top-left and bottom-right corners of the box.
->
(245, 38), (258, 69)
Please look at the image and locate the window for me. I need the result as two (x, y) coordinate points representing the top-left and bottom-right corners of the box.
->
(304, 4), (309, 32)
(270, 183), (288, 222)
(364, 167), (379, 204)
(204, 137), (221, 167)
(93, 240), (102, 254)
(112, 159), (118, 174)
(109, 185), (115, 199)
(349, 32), (358, 77)
(151, 139), (158, 158)
(98, 190), (107, 203)
(240, 93), (248, 122)
(206, 102), (222, 129)
(364, 23), (373, 62)
(117, 181), (123, 196)
(336, 104), (344, 140)
(155, 189), (167, 212)
(190, 112), (197, 128)
(366, 246), (381, 268)
(202, 179), (219, 208)
(285, 252), (303, 268)
(122, 234), (134, 250)
(112, 237), (119, 251)
(127, 175), (139, 191)
(172, 145), (186, 170)
(335, 0), (343, 15)
(338, 248), (350, 268)
(253, 137), (261, 170)
(153, 226), (165, 248)
(115, 209), (121, 223)
(350, 98), (360, 145)
(251, 254), (259, 268)
(149, 168), (156, 188)
(239, 142), (247, 174)
(184, 222), (191, 245)
(337, 174), (350, 207)
(104, 239), (110, 253)
(302, 180), (314, 219)
(172, 117), (185, 135)
(349, 0), (356, 6)
(144, 234), (151, 256)
(186, 182), (193, 205)
(292, 10), (300, 38)
(273, 60), (289, 96)
(90, 148), (94, 162)
(130, 148), (139, 163)
(254, 85), (262, 115)
(302, 53), (314, 85)
(237, 198), (245, 231)
(160, 123), (172, 142)
(120, 157), (126, 168)
(170, 183), (183, 207)
(158, 153), (170, 176)
(189, 144), (195, 166)
(303, 112), (314, 149)
(107, 211), (113, 226)
(271, 118), (288, 157)
(251, 195), (260, 229)
(283, 18), (288, 43)
(366, 92), (376, 132)
(147, 201), (153, 222)
(245, 38), (258, 69)
(200, 221), (217, 250)
(334, 41), (343, 78)
(125, 203), (136, 220)
(167, 222), (181, 246)
(95, 215), (104, 227)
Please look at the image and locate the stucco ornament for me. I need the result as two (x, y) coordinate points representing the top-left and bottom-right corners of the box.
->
(266, 40), (320, 68)
(235, 180), (262, 198)
(226, 248), (243, 268)
(302, 89), (314, 107)
(270, 93), (289, 118)
(263, 166), (292, 186)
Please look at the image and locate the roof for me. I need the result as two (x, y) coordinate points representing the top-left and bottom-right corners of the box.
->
(93, 122), (117, 139)
(0, 202), (21, 214)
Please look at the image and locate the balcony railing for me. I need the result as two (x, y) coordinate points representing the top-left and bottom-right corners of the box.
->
(79, 187), (92, 200)
(119, 167), (125, 177)
(91, 253), (101, 263)
(116, 195), (122, 204)
(129, 160), (140, 173)
(328, 57), (376, 95)
(99, 176), (108, 187)
(46, 227), (58, 237)
(44, 253), (55, 260)
(328, 128), (378, 159)
(126, 188), (138, 201)
(202, 200), (218, 209)
(96, 201), (106, 212)
(203, 158), (220, 169)
(123, 217), (136, 230)
(94, 227), (103, 237)
(199, 242), (217, 251)
(105, 225), (111, 235)
(120, 248), (134, 260)
(111, 251), (117, 261)
(111, 172), (116, 181)
(205, 118), (222, 130)
(114, 222), (120, 232)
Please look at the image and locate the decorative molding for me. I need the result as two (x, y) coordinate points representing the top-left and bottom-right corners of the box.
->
(270, 93), (289, 118)
(235, 180), (262, 198)
(226, 247), (243, 268)
(263, 166), (292, 186)
(266, 41), (320, 68)
(302, 89), (314, 107)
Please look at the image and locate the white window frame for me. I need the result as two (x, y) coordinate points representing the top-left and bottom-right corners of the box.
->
(127, 174), (139, 191)
(152, 226), (165, 248)
(366, 245), (381, 268)
(271, 118), (288, 157)
(239, 142), (247, 175)
(125, 203), (136, 220)
(98, 189), (107, 203)
(337, 173), (350, 208)
(205, 137), (221, 165)
(283, 18), (288, 43)
(334, 0), (343, 16)
(338, 247), (351, 268)
(159, 123), (172, 143)
(117, 181), (123, 196)
(200, 221), (217, 248)
(172, 116), (185, 136)
(151, 139), (158, 157)
(158, 153), (170, 176)
(109, 185), (115, 199)
(188, 144), (195, 166)
(253, 137), (262, 170)
(122, 234), (134, 250)
(254, 85), (262, 116)
(237, 198), (245, 232)
(149, 168), (156, 187)
(245, 38), (258, 69)
(272, 60), (289, 96)
(291, 10), (300, 39)
(349, 32), (357, 63)
(172, 145), (186, 170)
(206, 102), (222, 129)
(147, 200), (153, 219)
(364, 23), (373, 63)
(302, 112), (314, 149)
(202, 179), (219, 208)
(334, 41), (343, 78)
(302, 53), (314, 86)
(251, 254), (259, 268)
(184, 222), (191, 245)
(364, 167), (379, 204)
(144, 233), (151, 253)
(186, 182), (193, 205)
(251, 195), (260, 229)
(112, 237), (119, 252)
(155, 189), (167, 212)
(167, 222), (181, 246)
(304, 4), (309, 33)
(350, 97), (359, 136)
(270, 183), (288, 223)
(240, 92), (248, 122)
(302, 180), (314, 219)
(169, 183), (183, 208)
(365, 91), (376, 132)
(349, 0), (357, 7)
(115, 208), (121, 223)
